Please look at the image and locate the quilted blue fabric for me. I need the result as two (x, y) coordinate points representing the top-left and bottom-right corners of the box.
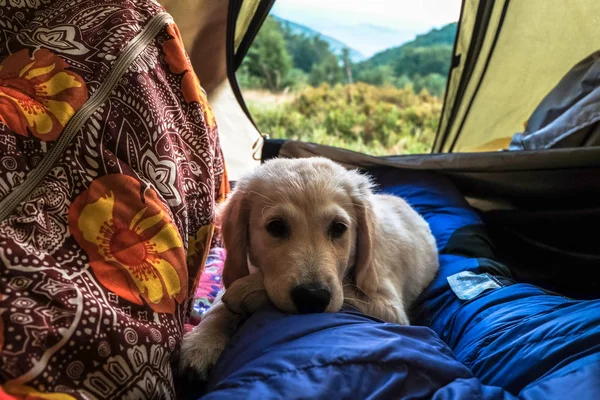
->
(198, 169), (600, 399)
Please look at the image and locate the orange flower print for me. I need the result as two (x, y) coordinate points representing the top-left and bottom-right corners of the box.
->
(0, 49), (88, 141)
(162, 24), (216, 129)
(0, 383), (76, 400)
(68, 174), (187, 314)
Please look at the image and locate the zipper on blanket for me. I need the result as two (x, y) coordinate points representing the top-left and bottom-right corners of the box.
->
(0, 12), (173, 221)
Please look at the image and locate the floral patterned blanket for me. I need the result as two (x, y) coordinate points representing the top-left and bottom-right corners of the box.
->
(186, 248), (225, 330)
(0, 1), (228, 398)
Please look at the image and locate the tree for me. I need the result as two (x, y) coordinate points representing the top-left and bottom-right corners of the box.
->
(244, 16), (293, 91)
(413, 73), (447, 97)
(355, 65), (396, 87)
(393, 46), (453, 78)
(341, 47), (353, 84)
(282, 26), (342, 77)
(309, 53), (345, 87)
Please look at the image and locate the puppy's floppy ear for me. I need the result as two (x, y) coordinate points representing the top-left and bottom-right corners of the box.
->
(217, 188), (250, 288)
(348, 170), (379, 296)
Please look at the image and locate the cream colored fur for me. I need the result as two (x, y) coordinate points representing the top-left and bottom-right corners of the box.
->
(179, 157), (439, 378)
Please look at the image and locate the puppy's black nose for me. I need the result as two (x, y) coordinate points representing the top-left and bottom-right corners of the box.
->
(291, 284), (331, 313)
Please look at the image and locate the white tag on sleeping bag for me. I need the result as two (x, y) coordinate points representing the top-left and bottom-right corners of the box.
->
(447, 271), (501, 300)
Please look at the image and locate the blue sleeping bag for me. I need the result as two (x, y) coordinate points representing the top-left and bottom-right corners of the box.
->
(197, 169), (600, 399)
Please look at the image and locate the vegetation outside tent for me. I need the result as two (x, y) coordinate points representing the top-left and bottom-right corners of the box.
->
(237, 16), (456, 155)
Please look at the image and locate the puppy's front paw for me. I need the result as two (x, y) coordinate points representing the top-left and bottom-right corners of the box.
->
(178, 326), (229, 383)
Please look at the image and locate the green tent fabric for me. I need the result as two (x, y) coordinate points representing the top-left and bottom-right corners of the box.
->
(434, 0), (600, 153)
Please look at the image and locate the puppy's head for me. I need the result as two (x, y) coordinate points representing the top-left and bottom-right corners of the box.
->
(218, 157), (378, 314)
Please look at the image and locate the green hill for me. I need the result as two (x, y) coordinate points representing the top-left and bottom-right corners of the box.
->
(351, 23), (457, 96)
(364, 23), (457, 68)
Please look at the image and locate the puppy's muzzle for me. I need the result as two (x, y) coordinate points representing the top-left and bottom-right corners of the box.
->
(291, 284), (331, 313)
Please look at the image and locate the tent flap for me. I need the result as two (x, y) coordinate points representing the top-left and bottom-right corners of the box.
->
(267, 138), (600, 210)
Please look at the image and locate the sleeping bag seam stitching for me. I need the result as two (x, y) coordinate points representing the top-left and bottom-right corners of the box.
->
(212, 360), (438, 389)
(464, 329), (593, 368)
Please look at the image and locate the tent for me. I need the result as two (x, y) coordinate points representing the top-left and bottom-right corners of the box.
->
(1, 2), (597, 398)
(160, 0), (600, 298)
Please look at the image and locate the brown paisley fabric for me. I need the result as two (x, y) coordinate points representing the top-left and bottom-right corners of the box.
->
(0, 0), (228, 398)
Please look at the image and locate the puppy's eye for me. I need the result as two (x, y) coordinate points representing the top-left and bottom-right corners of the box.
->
(266, 219), (290, 238)
(328, 221), (348, 239)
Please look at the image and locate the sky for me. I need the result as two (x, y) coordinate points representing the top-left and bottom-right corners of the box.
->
(271, 0), (462, 31)
(270, 0), (462, 57)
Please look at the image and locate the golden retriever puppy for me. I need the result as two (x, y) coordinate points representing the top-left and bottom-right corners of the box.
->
(179, 157), (439, 379)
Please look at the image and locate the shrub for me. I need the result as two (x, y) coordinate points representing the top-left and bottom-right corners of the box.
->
(247, 82), (442, 155)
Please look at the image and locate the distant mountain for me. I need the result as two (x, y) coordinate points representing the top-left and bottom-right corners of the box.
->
(269, 3), (441, 58)
(273, 16), (366, 62)
(311, 22), (415, 60)
(364, 23), (457, 67)
(407, 22), (458, 48)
